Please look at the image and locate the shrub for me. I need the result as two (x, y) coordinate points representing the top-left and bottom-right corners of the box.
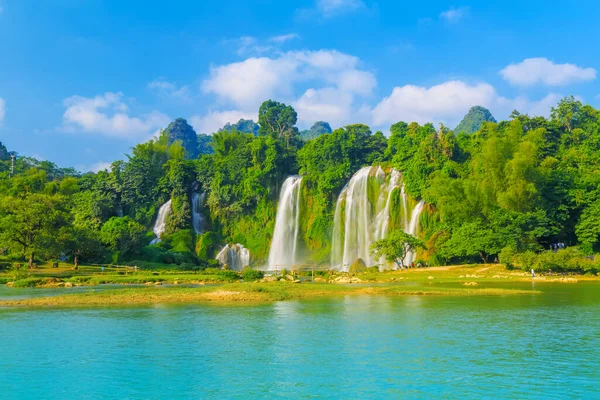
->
(178, 262), (199, 271)
(12, 277), (46, 287)
(242, 267), (264, 281)
(349, 258), (367, 273)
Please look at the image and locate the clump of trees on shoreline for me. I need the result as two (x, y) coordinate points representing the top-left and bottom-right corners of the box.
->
(0, 97), (599, 274)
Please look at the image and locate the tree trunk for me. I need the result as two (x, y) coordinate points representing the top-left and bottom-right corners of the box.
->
(28, 252), (34, 269)
(74, 255), (79, 270)
(479, 251), (488, 264)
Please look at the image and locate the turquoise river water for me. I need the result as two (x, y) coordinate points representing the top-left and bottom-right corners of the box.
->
(0, 282), (599, 399)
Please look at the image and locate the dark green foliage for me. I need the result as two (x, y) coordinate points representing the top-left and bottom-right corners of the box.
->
(219, 119), (260, 136)
(300, 121), (332, 140)
(0, 142), (9, 161)
(197, 133), (214, 155)
(242, 267), (264, 281)
(454, 106), (497, 135)
(165, 118), (199, 159)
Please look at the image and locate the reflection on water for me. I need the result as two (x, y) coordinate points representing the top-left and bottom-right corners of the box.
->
(0, 283), (599, 399)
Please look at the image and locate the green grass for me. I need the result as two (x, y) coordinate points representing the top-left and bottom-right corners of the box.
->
(0, 280), (540, 308)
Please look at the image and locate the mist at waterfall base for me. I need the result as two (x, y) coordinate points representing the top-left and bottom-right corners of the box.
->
(330, 166), (424, 271)
(266, 176), (302, 271)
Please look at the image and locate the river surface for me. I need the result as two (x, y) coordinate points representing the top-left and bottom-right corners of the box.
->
(0, 282), (599, 399)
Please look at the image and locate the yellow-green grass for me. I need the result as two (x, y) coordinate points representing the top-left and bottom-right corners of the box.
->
(0, 281), (539, 308)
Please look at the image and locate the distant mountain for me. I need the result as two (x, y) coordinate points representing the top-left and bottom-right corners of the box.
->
(454, 106), (497, 135)
(300, 121), (332, 140)
(0, 141), (9, 161)
(218, 119), (260, 136)
(165, 118), (198, 159)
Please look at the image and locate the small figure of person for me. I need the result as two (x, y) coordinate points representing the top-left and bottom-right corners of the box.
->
(101, 266), (105, 273)
(531, 268), (535, 278)
(425, 262), (429, 267)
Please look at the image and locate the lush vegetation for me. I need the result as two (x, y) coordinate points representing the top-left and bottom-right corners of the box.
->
(1, 96), (600, 275)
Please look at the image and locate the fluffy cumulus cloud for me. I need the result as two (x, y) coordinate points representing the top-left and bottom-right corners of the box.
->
(372, 81), (497, 126)
(62, 92), (170, 138)
(198, 49), (376, 130)
(439, 7), (468, 23)
(500, 58), (596, 86)
(0, 97), (5, 123)
(371, 80), (562, 128)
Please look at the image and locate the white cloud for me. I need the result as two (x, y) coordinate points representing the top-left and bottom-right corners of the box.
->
(317, 0), (364, 17)
(372, 81), (497, 126)
(0, 98), (5, 123)
(500, 58), (596, 86)
(440, 7), (468, 23)
(269, 33), (300, 43)
(148, 79), (190, 100)
(189, 110), (257, 134)
(62, 92), (170, 138)
(201, 49), (376, 129)
(371, 80), (564, 128)
(202, 50), (375, 109)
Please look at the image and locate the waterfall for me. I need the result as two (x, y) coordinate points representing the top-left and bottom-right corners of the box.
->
(150, 200), (171, 244)
(331, 166), (401, 271)
(216, 244), (250, 271)
(267, 176), (302, 270)
(404, 200), (424, 266)
(192, 192), (206, 234)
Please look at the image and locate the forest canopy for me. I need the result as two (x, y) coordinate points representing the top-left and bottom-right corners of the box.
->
(1, 96), (599, 273)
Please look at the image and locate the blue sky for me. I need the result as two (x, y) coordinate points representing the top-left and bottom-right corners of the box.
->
(0, 0), (599, 171)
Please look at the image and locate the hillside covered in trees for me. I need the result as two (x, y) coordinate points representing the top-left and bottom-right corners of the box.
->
(1, 96), (599, 273)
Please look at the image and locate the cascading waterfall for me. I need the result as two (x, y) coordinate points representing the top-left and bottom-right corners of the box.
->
(216, 244), (250, 271)
(404, 200), (424, 267)
(267, 176), (303, 270)
(150, 200), (172, 244)
(192, 192), (206, 234)
(331, 166), (401, 271)
(331, 166), (425, 271)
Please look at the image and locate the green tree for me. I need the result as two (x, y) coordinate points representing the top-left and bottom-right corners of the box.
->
(0, 194), (70, 267)
(258, 100), (299, 148)
(371, 230), (426, 268)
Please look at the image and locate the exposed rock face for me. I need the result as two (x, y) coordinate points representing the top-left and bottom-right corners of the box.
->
(165, 118), (199, 159)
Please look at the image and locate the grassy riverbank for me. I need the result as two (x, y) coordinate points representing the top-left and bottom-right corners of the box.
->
(1, 263), (595, 307)
(0, 282), (539, 307)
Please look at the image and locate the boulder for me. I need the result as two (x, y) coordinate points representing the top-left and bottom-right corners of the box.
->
(349, 258), (367, 273)
(64, 282), (73, 288)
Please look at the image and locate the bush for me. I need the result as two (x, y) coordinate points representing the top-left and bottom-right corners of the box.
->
(349, 258), (367, 273)
(12, 277), (46, 287)
(178, 262), (199, 271)
(242, 267), (264, 281)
